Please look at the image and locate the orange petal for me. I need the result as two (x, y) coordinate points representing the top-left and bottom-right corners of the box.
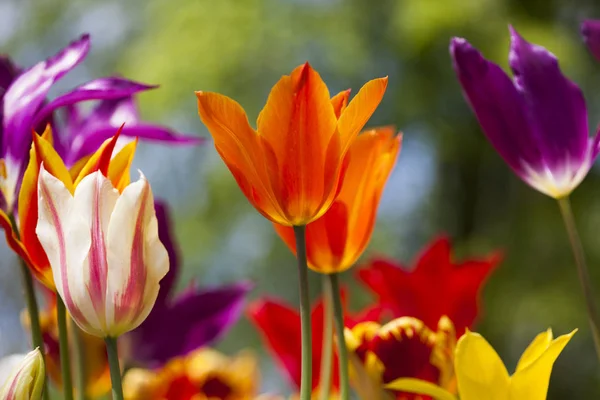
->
(108, 139), (138, 192)
(257, 63), (338, 224)
(337, 77), (388, 152)
(73, 127), (122, 187)
(0, 209), (37, 277)
(196, 91), (286, 224)
(16, 128), (72, 289)
(331, 89), (351, 118)
(339, 127), (400, 262)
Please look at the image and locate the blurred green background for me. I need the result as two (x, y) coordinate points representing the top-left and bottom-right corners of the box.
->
(3, 0), (600, 397)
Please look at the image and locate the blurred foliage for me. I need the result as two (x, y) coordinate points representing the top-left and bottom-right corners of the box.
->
(4, 0), (600, 397)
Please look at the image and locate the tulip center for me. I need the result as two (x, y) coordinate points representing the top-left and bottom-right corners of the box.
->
(198, 376), (233, 399)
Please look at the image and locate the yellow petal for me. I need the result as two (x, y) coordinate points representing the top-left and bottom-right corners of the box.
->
(385, 378), (456, 400)
(108, 139), (138, 192)
(515, 328), (553, 372)
(509, 329), (577, 400)
(73, 132), (120, 188)
(454, 331), (510, 400)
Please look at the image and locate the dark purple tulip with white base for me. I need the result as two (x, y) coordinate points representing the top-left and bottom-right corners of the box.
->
(450, 27), (600, 198)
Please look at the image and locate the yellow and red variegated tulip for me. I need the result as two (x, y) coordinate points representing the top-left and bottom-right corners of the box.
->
(35, 163), (168, 338)
(274, 127), (401, 274)
(0, 348), (45, 400)
(122, 348), (258, 400)
(0, 125), (136, 289)
(345, 316), (457, 400)
(196, 63), (388, 226)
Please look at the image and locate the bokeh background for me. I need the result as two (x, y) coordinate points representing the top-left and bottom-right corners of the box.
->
(2, 0), (600, 397)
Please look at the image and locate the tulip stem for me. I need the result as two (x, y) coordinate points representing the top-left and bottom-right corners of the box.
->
(328, 273), (350, 400)
(72, 321), (88, 400)
(319, 274), (334, 400)
(293, 225), (312, 400)
(57, 297), (74, 400)
(17, 260), (49, 400)
(557, 197), (600, 361)
(105, 337), (124, 400)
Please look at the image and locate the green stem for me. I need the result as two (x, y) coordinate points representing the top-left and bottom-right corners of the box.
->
(293, 225), (312, 400)
(72, 321), (88, 400)
(105, 337), (124, 400)
(328, 273), (350, 400)
(18, 261), (44, 355)
(319, 275), (334, 400)
(57, 297), (74, 400)
(557, 197), (600, 360)
(9, 213), (49, 400)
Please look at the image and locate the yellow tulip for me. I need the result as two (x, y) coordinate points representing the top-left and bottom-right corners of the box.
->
(386, 328), (576, 400)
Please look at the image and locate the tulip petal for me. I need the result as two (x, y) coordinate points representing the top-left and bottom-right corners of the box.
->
(107, 140), (137, 192)
(0, 349), (45, 400)
(67, 98), (202, 164)
(337, 77), (388, 151)
(72, 172), (120, 333)
(247, 299), (303, 388)
(105, 172), (169, 336)
(509, 330), (576, 400)
(196, 91), (284, 223)
(73, 129), (122, 186)
(3, 34), (90, 163)
(582, 20), (600, 62)
(18, 128), (72, 289)
(331, 89), (351, 118)
(385, 378), (456, 400)
(152, 201), (179, 304)
(32, 77), (156, 128)
(129, 282), (252, 366)
(450, 37), (539, 176)
(36, 167), (96, 333)
(454, 331), (510, 400)
(257, 63), (338, 223)
(509, 27), (590, 175)
(515, 329), (552, 372)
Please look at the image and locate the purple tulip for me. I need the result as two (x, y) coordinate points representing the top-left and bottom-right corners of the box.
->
(582, 20), (600, 62)
(450, 27), (599, 198)
(0, 35), (202, 211)
(125, 202), (253, 367)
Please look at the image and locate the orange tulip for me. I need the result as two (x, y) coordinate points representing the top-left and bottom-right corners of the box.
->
(274, 127), (401, 273)
(196, 63), (388, 226)
(0, 125), (136, 289)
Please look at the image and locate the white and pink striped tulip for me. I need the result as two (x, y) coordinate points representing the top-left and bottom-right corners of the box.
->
(36, 167), (169, 338)
(0, 349), (45, 400)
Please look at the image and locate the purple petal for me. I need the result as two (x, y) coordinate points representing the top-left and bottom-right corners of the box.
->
(508, 26), (590, 172)
(0, 56), (19, 95)
(0, 56), (20, 145)
(129, 281), (253, 366)
(32, 77), (156, 128)
(2, 34), (90, 161)
(154, 201), (179, 304)
(582, 20), (600, 62)
(67, 124), (203, 164)
(450, 37), (540, 174)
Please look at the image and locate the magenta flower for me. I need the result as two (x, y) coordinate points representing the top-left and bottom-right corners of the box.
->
(582, 20), (600, 62)
(450, 27), (599, 198)
(1, 34), (201, 211)
(126, 202), (253, 367)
